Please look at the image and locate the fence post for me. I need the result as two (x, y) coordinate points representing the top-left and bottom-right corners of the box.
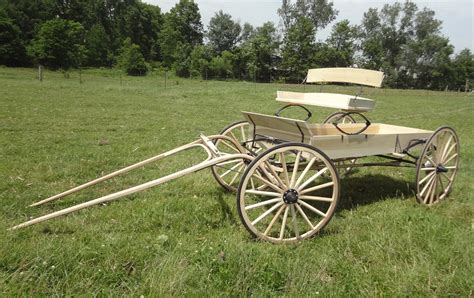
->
(466, 79), (469, 93)
(79, 68), (82, 84)
(164, 70), (167, 89)
(38, 65), (43, 82)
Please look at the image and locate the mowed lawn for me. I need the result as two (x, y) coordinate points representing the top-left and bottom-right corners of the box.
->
(0, 67), (473, 296)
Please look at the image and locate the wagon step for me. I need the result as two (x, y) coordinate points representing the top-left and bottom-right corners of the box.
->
(9, 134), (251, 230)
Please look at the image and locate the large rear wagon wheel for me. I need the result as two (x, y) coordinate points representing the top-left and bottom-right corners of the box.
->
(237, 143), (340, 243)
(415, 126), (460, 205)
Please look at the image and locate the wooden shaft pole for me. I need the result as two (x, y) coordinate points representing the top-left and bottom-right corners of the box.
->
(9, 154), (251, 230)
(30, 140), (201, 207)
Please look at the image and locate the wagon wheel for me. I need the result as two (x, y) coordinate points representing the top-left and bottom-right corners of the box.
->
(415, 126), (460, 205)
(323, 111), (357, 176)
(211, 121), (265, 192)
(237, 143), (340, 243)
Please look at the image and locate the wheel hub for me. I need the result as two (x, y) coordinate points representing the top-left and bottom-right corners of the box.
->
(436, 165), (448, 173)
(283, 189), (299, 204)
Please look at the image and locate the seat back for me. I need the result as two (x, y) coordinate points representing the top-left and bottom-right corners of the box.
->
(242, 111), (313, 143)
(306, 68), (384, 88)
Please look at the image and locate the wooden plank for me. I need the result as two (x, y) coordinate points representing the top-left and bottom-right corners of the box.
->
(276, 91), (375, 111)
(306, 68), (385, 87)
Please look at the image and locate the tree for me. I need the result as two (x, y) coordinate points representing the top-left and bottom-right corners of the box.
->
(281, 17), (316, 82)
(316, 19), (357, 67)
(84, 24), (111, 66)
(279, 0), (338, 34)
(452, 49), (474, 91)
(207, 10), (241, 54)
(28, 18), (85, 69)
(158, 0), (203, 74)
(117, 38), (148, 76)
(240, 22), (280, 81)
(209, 51), (235, 79)
(0, 13), (26, 66)
(397, 7), (454, 89)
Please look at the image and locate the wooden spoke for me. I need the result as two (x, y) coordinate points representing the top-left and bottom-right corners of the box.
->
(420, 167), (436, 171)
(440, 172), (452, 183)
(220, 140), (240, 153)
(420, 174), (436, 197)
(216, 159), (241, 167)
(245, 189), (281, 197)
(299, 181), (334, 195)
(280, 152), (290, 187)
(263, 205), (286, 236)
(443, 152), (458, 165)
(245, 198), (281, 210)
(279, 207), (289, 240)
(439, 135), (453, 161)
(251, 201), (284, 226)
(294, 157), (317, 188)
(295, 204), (314, 229)
(229, 164), (244, 185)
(219, 161), (244, 178)
(252, 170), (284, 193)
(297, 167), (328, 191)
(290, 205), (300, 238)
(438, 175), (445, 194)
(290, 151), (302, 188)
(423, 177), (436, 204)
(418, 171), (435, 186)
(299, 195), (333, 202)
(263, 160), (286, 188)
(299, 201), (326, 217)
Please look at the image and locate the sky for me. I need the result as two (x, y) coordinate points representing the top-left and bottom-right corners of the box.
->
(144, 0), (473, 53)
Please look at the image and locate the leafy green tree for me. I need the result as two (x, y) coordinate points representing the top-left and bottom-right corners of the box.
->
(207, 10), (241, 54)
(281, 17), (316, 82)
(0, 12), (26, 66)
(397, 7), (455, 89)
(28, 18), (86, 69)
(452, 49), (474, 91)
(315, 19), (357, 67)
(209, 51), (235, 79)
(279, 0), (338, 34)
(158, 0), (203, 74)
(117, 38), (148, 76)
(84, 24), (111, 66)
(189, 45), (211, 78)
(240, 22), (280, 81)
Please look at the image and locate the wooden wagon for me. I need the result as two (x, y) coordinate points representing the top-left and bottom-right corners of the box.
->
(10, 68), (460, 244)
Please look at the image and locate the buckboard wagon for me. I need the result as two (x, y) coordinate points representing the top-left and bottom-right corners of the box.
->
(10, 68), (460, 244)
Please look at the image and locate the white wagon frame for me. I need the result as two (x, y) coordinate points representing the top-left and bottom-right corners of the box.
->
(10, 68), (460, 244)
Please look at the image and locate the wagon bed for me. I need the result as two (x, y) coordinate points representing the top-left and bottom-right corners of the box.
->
(243, 111), (433, 159)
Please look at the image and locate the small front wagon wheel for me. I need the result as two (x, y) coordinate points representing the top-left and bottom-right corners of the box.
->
(416, 126), (460, 205)
(237, 143), (340, 243)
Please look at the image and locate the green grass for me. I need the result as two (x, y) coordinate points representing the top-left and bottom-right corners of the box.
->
(0, 67), (473, 296)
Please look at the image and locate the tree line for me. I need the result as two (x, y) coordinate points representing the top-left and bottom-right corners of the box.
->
(0, 0), (472, 90)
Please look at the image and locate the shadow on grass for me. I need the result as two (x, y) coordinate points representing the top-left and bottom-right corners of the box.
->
(337, 174), (416, 212)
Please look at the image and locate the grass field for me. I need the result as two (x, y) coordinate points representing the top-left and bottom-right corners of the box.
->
(0, 67), (473, 296)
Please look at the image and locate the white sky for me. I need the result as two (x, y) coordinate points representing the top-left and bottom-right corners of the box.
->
(144, 0), (474, 52)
